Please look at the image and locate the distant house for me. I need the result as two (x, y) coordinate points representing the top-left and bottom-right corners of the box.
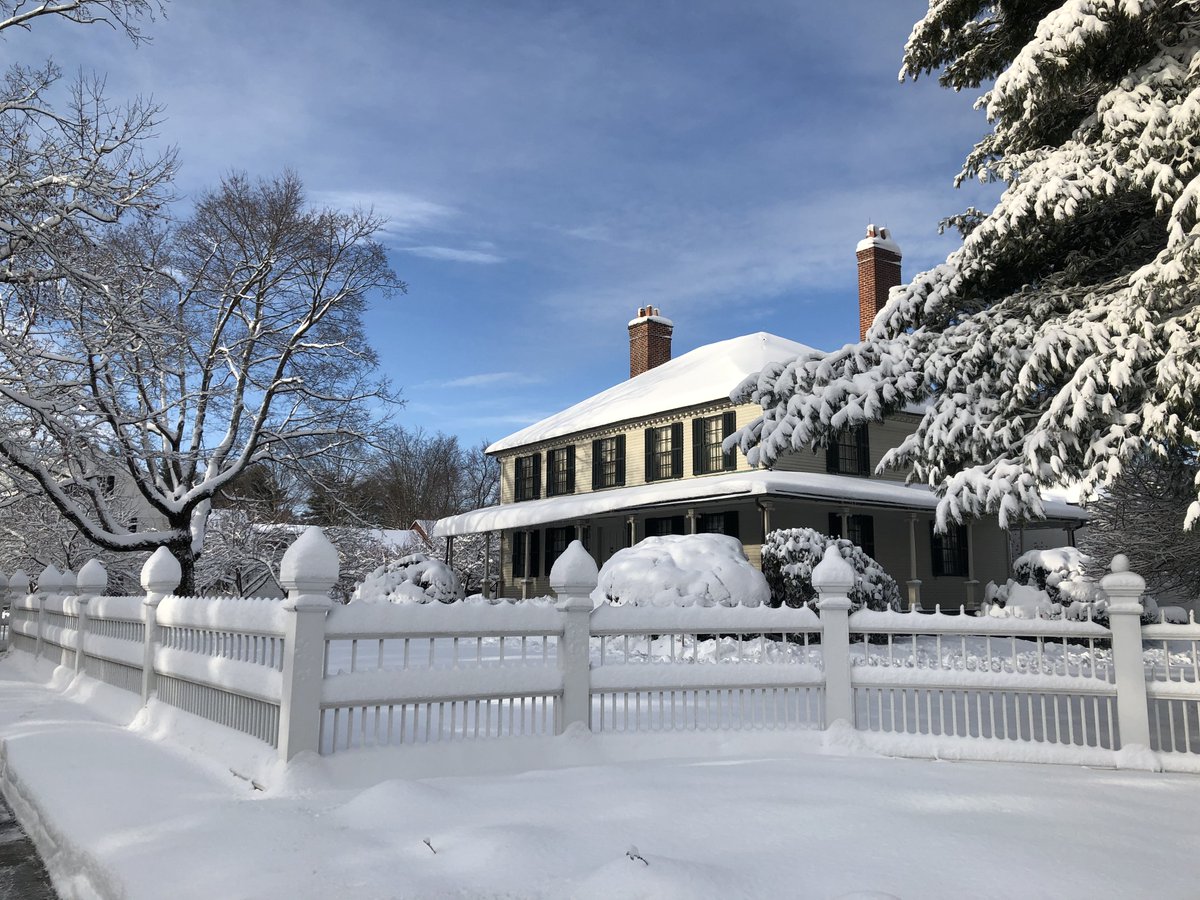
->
(434, 227), (1087, 608)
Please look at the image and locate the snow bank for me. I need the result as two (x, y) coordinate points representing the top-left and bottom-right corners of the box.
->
(351, 553), (462, 604)
(590, 534), (769, 608)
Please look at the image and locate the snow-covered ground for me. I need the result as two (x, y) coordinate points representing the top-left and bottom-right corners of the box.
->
(1, 654), (1199, 900)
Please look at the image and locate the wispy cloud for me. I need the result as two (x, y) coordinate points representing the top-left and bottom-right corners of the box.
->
(437, 371), (541, 389)
(402, 245), (506, 264)
(309, 190), (457, 241)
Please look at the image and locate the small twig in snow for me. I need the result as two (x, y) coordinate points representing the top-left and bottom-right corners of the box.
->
(626, 845), (648, 866)
(423, 838), (437, 855)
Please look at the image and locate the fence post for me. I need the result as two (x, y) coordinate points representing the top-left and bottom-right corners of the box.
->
(814, 545), (856, 728)
(550, 540), (597, 734)
(8, 571), (27, 651)
(34, 565), (59, 660)
(141, 548), (181, 704)
(278, 527), (337, 762)
(75, 560), (107, 674)
(1100, 554), (1152, 750)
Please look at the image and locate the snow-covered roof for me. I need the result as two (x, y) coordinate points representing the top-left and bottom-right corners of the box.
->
(487, 332), (819, 454)
(433, 470), (1088, 536)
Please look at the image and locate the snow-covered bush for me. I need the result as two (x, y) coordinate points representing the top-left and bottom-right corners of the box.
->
(590, 534), (769, 608)
(351, 553), (462, 604)
(1012, 547), (1101, 605)
(760, 527), (900, 612)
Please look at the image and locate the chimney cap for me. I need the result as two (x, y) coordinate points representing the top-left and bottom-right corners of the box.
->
(628, 308), (675, 328)
(856, 223), (901, 256)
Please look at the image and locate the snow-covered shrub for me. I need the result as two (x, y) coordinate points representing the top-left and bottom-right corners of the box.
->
(760, 527), (900, 612)
(1012, 547), (1092, 604)
(590, 534), (769, 608)
(351, 553), (462, 604)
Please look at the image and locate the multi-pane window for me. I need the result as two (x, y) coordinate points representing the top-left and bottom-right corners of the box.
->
(645, 422), (684, 481)
(547, 447), (575, 496)
(512, 530), (541, 578)
(645, 515), (686, 536)
(826, 424), (870, 476)
(544, 526), (575, 571)
(514, 453), (541, 501)
(931, 522), (970, 577)
(591, 435), (626, 489)
(828, 512), (876, 559)
(699, 511), (739, 538)
(693, 411), (737, 475)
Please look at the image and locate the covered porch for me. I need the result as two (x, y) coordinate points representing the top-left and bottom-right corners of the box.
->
(433, 470), (1088, 609)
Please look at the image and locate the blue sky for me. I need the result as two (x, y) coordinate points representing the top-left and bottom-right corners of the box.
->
(18, 1), (996, 448)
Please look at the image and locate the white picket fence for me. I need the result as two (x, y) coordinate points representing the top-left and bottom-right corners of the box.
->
(1, 531), (1198, 772)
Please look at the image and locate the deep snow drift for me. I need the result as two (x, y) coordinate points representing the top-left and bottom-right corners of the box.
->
(0, 655), (1199, 899)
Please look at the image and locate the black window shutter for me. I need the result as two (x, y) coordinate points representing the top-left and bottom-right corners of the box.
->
(566, 445), (576, 493)
(722, 411), (737, 470)
(530, 530), (541, 578)
(957, 524), (970, 576)
(533, 453), (542, 499)
(515, 457), (527, 500)
(670, 422), (684, 477)
(692, 418), (705, 475)
(591, 439), (602, 489)
(724, 510), (739, 539)
(672, 515), (685, 535)
(930, 521), (944, 577)
(512, 532), (525, 578)
(645, 428), (657, 481)
(616, 435), (626, 485)
(543, 528), (553, 575)
(545, 450), (556, 497)
(826, 443), (839, 474)
(861, 515), (876, 558)
(828, 512), (841, 539)
(857, 425), (870, 475)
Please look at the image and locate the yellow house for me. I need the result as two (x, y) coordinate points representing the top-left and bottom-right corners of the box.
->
(434, 228), (1087, 608)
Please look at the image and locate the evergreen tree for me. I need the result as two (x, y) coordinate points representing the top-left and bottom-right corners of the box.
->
(732, 2), (1200, 530)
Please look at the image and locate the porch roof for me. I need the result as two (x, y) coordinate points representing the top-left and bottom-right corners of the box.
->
(432, 470), (1088, 536)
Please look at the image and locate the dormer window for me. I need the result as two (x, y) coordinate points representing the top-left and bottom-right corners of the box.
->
(826, 424), (870, 476)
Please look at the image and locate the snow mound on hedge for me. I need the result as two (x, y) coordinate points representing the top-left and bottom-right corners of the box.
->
(590, 534), (769, 608)
(351, 553), (462, 604)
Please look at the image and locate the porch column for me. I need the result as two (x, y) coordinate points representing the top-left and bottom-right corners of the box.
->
(445, 535), (455, 567)
(1066, 526), (1076, 548)
(685, 508), (698, 535)
(839, 507), (850, 538)
(964, 522), (979, 610)
(522, 529), (532, 600)
(758, 499), (774, 540)
(906, 513), (922, 612)
(627, 515), (637, 547)
(483, 532), (492, 598)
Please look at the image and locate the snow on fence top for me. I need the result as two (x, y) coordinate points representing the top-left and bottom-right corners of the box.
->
(157, 594), (287, 634)
(325, 600), (564, 639)
(591, 602), (820, 634)
(849, 608), (1111, 637)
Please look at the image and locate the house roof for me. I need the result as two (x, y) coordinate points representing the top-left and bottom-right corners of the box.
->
(486, 332), (819, 454)
(432, 470), (1089, 536)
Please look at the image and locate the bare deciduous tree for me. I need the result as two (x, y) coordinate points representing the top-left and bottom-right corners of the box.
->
(0, 171), (402, 591)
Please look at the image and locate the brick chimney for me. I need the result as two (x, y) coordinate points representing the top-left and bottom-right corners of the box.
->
(855, 224), (901, 340)
(628, 307), (673, 378)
